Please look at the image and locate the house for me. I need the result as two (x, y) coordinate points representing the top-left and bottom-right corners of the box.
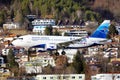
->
(23, 52), (55, 74)
(0, 57), (4, 65)
(24, 61), (42, 74)
(2, 47), (25, 56)
(21, 52), (55, 74)
(32, 19), (55, 34)
(35, 52), (56, 67)
(88, 46), (99, 56)
(91, 74), (120, 80)
(103, 48), (118, 58)
(58, 49), (77, 63)
(2, 48), (9, 55)
(35, 74), (85, 80)
(3, 22), (20, 29)
(65, 30), (88, 37)
(116, 25), (120, 35)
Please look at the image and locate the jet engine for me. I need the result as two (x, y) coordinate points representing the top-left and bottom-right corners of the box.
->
(45, 43), (57, 50)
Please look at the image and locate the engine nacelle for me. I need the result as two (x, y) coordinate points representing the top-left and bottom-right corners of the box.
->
(45, 43), (57, 50)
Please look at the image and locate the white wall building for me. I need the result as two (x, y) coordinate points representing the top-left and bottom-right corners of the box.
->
(32, 26), (46, 34)
(88, 47), (99, 56)
(0, 57), (4, 65)
(2, 47), (25, 56)
(88, 47), (118, 58)
(35, 74), (85, 80)
(3, 22), (20, 29)
(32, 19), (55, 26)
(85, 21), (98, 26)
(57, 25), (86, 28)
(91, 74), (120, 80)
(103, 48), (118, 58)
(24, 61), (42, 74)
(2, 48), (9, 55)
(65, 30), (88, 37)
(116, 26), (120, 35)
(32, 19), (55, 34)
(58, 49), (77, 63)
(23, 53), (56, 74)
(35, 53), (56, 67)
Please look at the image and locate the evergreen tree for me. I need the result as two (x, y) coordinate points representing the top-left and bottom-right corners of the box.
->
(7, 49), (16, 68)
(44, 25), (53, 35)
(108, 24), (118, 38)
(72, 50), (86, 73)
(0, 10), (5, 26)
(10, 9), (14, 21)
(54, 29), (60, 36)
(7, 48), (19, 76)
(84, 10), (96, 21)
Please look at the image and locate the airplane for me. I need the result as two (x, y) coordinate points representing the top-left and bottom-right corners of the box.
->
(12, 20), (111, 51)
(11, 34), (83, 51)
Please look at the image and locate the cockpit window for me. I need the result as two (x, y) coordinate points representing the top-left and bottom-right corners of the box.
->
(80, 38), (86, 42)
(13, 38), (23, 40)
(18, 38), (23, 40)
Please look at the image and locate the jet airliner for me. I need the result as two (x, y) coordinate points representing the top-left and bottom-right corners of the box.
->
(12, 20), (111, 51)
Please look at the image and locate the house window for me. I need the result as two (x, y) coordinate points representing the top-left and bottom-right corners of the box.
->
(63, 76), (66, 79)
(79, 76), (82, 79)
(50, 77), (53, 79)
(44, 60), (47, 62)
(72, 76), (75, 79)
(43, 77), (46, 79)
(117, 76), (120, 78)
(57, 76), (60, 79)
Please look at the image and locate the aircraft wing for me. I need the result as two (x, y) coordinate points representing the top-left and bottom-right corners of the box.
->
(57, 37), (86, 48)
(99, 39), (112, 43)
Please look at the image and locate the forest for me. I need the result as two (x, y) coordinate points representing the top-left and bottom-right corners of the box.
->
(0, 0), (120, 26)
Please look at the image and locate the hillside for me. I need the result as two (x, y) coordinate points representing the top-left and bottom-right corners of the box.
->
(0, 0), (120, 27)
(92, 0), (120, 21)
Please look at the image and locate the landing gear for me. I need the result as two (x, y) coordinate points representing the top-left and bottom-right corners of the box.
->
(61, 50), (66, 55)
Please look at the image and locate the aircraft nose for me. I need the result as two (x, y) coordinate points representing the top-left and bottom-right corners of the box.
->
(11, 40), (16, 46)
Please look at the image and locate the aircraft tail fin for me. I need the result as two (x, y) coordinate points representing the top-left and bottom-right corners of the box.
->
(90, 20), (110, 38)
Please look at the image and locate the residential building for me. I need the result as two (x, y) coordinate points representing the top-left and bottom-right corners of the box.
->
(35, 74), (85, 80)
(85, 21), (98, 27)
(116, 26), (120, 35)
(91, 74), (120, 80)
(88, 46), (99, 56)
(65, 30), (88, 37)
(2, 47), (25, 56)
(0, 57), (4, 65)
(35, 52), (56, 67)
(22, 52), (55, 74)
(58, 49), (77, 63)
(2, 48), (9, 55)
(32, 19), (55, 34)
(3, 22), (20, 29)
(0, 68), (10, 79)
(57, 25), (86, 28)
(88, 46), (118, 58)
(24, 61), (42, 74)
(103, 48), (118, 58)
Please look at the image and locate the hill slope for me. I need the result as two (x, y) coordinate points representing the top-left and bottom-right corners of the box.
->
(0, 0), (120, 27)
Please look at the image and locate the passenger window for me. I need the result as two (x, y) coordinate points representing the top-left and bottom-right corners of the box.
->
(79, 76), (82, 78)
(43, 77), (46, 79)
(50, 77), (53, 79)
(118, 76), (120, 78)
(72, 76), (75, 79)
